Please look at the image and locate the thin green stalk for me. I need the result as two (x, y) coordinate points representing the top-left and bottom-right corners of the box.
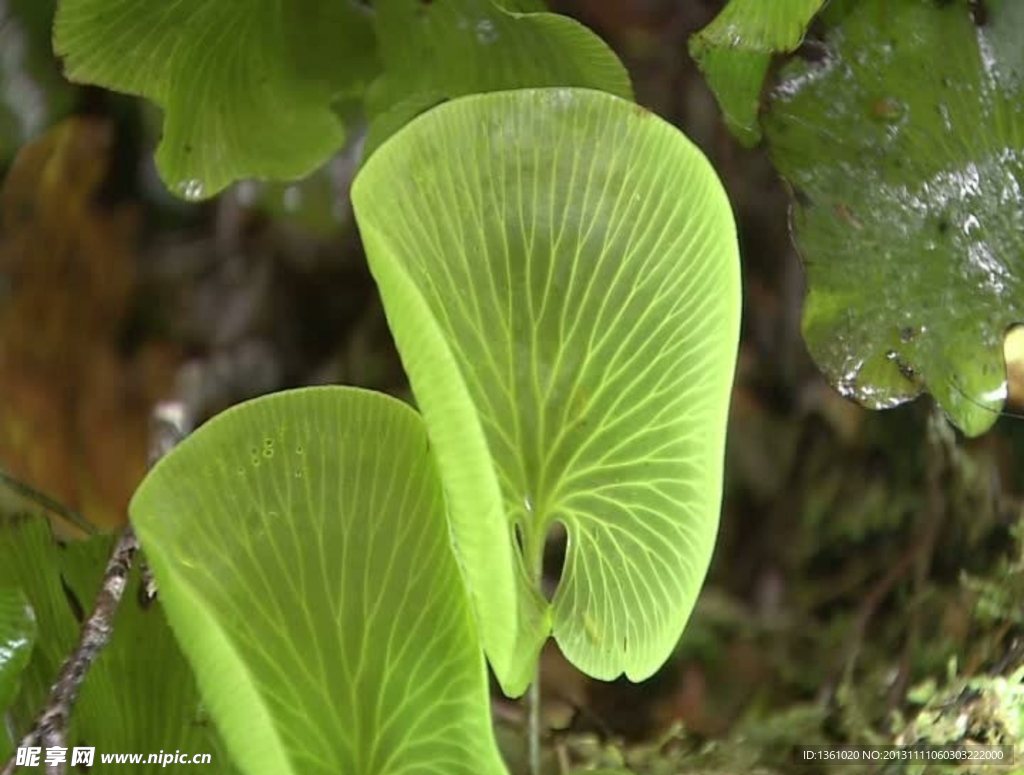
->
(525, 526), (544, 775)
(527, 672), (542, 775)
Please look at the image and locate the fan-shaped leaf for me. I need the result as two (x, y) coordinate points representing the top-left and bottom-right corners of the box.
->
(764, 0), (1024, 436)
(352, 88), (740, 694)
(689, 0), (824, 145)
(130, 387), (507, 775)
(54, 0), (377, 199)
(365, 0), (632, 155)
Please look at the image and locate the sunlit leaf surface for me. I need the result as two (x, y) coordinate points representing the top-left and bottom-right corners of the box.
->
(131, 387), (507, 775)
(765, 0), (1024, 436)
(365, 0), (632, 155)
(0, 518), (235, 773)
(353, 88), (740, 694)
(689, 0), (824, 145)
(54, 0), (377, 199)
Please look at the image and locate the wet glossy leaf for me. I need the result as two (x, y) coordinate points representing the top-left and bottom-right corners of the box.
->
(0, 119), (176, 533)
(365, 0), (632, 155)
(54, 0), (377, 199)
(0, 518), (235, 773)
(764, 0), (1024, 436)
(130, 387), (507, 775)
(689, 0), (824, 145)
(0, 586), (35, 712)
(353, 89), (740, 694)
(0, 0), (76, 167)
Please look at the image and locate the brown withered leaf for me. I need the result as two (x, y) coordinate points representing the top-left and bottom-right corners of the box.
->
(0, 117), (176, 535)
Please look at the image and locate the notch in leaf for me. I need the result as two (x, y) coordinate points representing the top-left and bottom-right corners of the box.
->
(352, 88), (741, 695)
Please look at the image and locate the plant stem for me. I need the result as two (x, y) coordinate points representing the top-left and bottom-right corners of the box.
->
(525, 529), (544, 775)
(527, 669), (542, 775)
(0, 525), (139, 775)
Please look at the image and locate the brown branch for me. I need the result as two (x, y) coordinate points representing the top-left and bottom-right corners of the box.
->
(1, 526), (138, 775)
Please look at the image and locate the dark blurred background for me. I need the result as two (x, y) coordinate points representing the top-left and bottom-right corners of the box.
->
(3, 1), (1023, 772)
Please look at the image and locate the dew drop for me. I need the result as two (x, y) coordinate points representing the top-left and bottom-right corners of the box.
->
(177, 179), (206, 201)
(938, 102), (953, 132)
(475, 18), (498, 44)
(523, 494), (533, 513)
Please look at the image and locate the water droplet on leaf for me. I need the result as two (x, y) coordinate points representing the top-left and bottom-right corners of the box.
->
(475, 19), (498, 44)
(177, 179), (205, 200)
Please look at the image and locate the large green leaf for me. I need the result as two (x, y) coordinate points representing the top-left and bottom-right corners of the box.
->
(0, 517), (234, 773)
(53, 0), (377, 199)
(352, 88), (740, 694)
(764, 0), (1024, 437)
(130, 387), (507, 775)
(365, 0), (632, 155)
(689, 0), (824, 146)
(0, 585), (35, 711)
